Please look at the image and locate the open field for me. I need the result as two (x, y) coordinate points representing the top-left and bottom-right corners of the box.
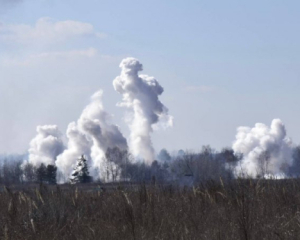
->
(1, 179), (300, 239)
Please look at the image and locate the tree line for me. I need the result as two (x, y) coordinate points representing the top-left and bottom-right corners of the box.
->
(1, 145), (300, 185)
(0, 160), (57, 185)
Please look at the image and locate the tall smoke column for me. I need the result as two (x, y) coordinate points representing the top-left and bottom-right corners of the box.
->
(113, 58), (173, 163)
(55, 89), (127, 178)
(233, 119), (293, 178)
(28, 125), (64, 167)
(78, 90), (128, 170)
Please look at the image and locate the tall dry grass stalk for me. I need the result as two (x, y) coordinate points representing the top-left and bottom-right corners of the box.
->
(0, 180), (299, 239)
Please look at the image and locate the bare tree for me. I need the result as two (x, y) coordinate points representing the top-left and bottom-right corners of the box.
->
(257, 150), (270, 178)
(2, 159), (23, 184)
(105, 147), (129, 182)
(23, 163), (36, 182)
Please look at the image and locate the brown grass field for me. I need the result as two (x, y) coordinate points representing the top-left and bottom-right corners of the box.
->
(1, 179), (300, 239)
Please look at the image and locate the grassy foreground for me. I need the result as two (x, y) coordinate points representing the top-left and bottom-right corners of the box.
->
(1, 180), (300, 239)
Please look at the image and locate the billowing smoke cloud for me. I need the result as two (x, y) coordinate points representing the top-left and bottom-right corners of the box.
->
(55, 122), (91, 178)
(78, 90), (127, 171)
(28, 125), (64, 167)
(55, 90), (127, 178)
(113, 58), (173, 163)
(27, 58), (171, 179)
(233, 119), (293, 178)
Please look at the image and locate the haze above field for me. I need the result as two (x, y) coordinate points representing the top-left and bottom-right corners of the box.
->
(0, 0), (300, 154)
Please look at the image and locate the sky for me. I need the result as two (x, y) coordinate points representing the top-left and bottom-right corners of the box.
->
(0, 0), (300, 155)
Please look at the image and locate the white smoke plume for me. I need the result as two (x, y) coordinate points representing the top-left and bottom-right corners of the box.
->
(28, 125), (64, 167)
(113, 58), (173, 164)
(78, 90), (127, 170)
(55, 90), (127, 178)
(55, 122), (92, 178)
(233, 119), (293, 178)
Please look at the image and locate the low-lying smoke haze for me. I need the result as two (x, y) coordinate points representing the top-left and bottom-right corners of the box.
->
(233, 119), (293, 178)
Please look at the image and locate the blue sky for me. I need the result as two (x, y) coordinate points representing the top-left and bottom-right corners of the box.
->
(0, 0), (300, 154)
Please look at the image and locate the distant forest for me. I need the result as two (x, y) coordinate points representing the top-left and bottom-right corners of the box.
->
(1, 145), (300, 185)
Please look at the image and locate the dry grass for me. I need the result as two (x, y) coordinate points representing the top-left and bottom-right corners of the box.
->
(1, 179), (300, 239)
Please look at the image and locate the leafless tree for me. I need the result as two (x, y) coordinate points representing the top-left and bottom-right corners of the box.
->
(257, 150), (270, 178)
(105, 147), (130, 182)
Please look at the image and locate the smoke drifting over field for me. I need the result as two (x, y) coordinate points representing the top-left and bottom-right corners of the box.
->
(113, 58), (173, 163)
(28, 125), (64, 167)
(56, 90), (128, 178)
(25, 58), (296, 181)
(233, 119), (294, 178)
(55, 122), (91, 178)
(27, 58), (171, 179)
